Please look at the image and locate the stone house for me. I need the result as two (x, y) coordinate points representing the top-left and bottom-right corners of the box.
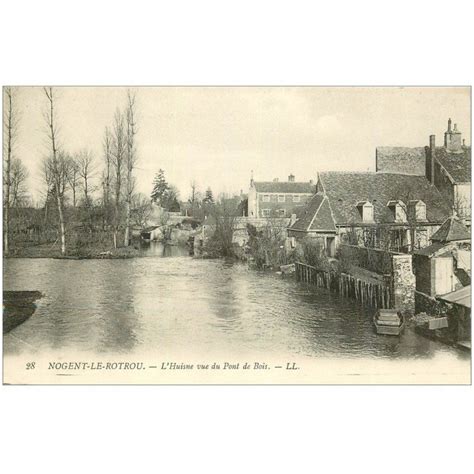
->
(288, 171), (452, 255)
(247, 173), (315, 219)
(413, 216), (471, 299)
(376, 119), (471, 224)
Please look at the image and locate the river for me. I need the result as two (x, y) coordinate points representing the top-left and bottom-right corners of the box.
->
(3, 243), (470, 369)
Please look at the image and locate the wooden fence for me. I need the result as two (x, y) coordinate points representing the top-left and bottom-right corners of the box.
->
(295, 261), (393, 309)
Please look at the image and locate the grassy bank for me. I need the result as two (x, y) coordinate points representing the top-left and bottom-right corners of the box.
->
(5, 240), (146, 259)
(3, 291), (43, 333)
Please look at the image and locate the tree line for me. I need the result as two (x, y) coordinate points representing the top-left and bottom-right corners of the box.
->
(3, 87), (148, 256)
(3, 87), (248, 258)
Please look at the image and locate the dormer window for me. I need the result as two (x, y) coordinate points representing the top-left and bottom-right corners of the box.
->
(356, 201), (374, 223)
(408, 200), (427, 222)
(387, 200), (407, 223)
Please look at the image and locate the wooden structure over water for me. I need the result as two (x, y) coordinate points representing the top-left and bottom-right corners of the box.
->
(295, 261), (393, 309)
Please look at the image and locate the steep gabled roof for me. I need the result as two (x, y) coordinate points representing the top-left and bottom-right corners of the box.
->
(434, 146), (471, 183)
(289, 193), (336, 232)
(376, 147), (426, 176)
(318, 171), (451, 225)
(431, 216), (471, 242)
(253, 181), (315, 194)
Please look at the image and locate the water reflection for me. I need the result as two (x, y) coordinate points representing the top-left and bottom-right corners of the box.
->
(96, 261), (139, 353)
(140, 241), (190, 258)
(3, 255), (470, 362)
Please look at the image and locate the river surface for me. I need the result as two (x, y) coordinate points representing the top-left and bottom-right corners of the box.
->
(2, 243), (470, 363)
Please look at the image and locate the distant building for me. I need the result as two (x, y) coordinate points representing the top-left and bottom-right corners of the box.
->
(288, 171), (452, 255)
(247, 174), (315, 219)
(376, 119), (471, 223)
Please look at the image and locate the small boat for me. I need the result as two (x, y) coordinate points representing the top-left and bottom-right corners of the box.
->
(373, 309), (405, 336)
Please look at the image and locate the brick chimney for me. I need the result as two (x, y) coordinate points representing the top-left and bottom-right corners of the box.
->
(288, 174), (295, 182)
(429, 134), (436, 184)
(444, 118), (463, 153)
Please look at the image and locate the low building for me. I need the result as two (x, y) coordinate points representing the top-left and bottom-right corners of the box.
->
(288, 171), (452, 255)
(247, 173), (315, 218)
(413, 216), (471, 298)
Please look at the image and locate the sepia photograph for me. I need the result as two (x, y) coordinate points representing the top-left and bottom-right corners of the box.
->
(2, 2), (474, 474)
(2, 86), (471, 384)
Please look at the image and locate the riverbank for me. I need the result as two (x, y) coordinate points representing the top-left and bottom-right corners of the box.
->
(3, 291), (42, 333)
(5, 241), (150, 259)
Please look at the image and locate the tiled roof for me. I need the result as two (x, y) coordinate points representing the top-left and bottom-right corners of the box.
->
(254, 181), (315, 194)
(434, 146), (471, 183)
(438, 285), (471, 309)
(290, 194), (336, 232)
(431, 216), (471, 242)
(310, 197), (337, 231)
(318, 172), (452, 225)
(413, 241), (447, 257)
(376, 147), (426, 176)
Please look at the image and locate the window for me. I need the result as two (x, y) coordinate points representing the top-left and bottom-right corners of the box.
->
(408, 200), (426, 221)
(293, 195), (300, 203)
(290, 237), (296, 248)
(356, 201), (374, 223)
(278, 195), (285, 202)
(262, 195), (270, 202)
(387, 200), (407, 223)
(277, 209), (286, 217)
(262, 209), (271, 217)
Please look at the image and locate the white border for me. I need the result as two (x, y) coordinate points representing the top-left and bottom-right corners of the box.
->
(1, 1), (473, 473)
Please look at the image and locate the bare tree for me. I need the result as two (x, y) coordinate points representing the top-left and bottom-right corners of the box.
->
(10, 158), (29, 208)
(102, 127), (112, 210)
(204, 196), (238, 257)
(41, 155), (54, 226)
(124, 90), (138, 246)
(453, 193), (470, 221)
(66, 155), (80, 207)
(76, 149), (95, 206)
(43, 87), (67, 255)
(188, 180), (201, 217)
(3, 87), (19, 254)
(111, 108), (126, 248)
(131, 193), (152, 229)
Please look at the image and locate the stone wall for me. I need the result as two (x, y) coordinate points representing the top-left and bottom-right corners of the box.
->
(391, 254), (415, 313)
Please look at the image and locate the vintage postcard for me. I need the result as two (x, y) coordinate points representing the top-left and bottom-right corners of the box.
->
(2, 86), (471, 384)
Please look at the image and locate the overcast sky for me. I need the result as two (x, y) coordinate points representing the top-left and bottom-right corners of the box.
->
(8, 86), (471, 204)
